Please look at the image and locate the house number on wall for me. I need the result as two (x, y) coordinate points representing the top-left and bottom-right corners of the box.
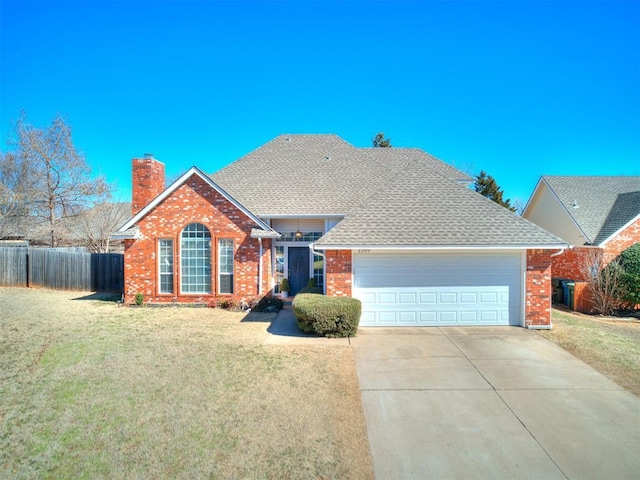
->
(357, 249), (371, 254)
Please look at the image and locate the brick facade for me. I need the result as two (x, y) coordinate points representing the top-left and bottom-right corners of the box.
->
(325, 250), (352, 297)
(602, 216), (640, 263)
(124, 170), (271, 304)
(132, 157), (165, 215)
(525, 249), (553, 327)
(551, 217), (640, 313)
(552, 246), (596, 281)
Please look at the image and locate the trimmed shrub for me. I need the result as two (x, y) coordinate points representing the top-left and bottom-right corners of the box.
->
(292, 294), (361, 338)
(619, 243), (640, 307)
(297, 286), (323, 295)
(307, 278), (317, 288)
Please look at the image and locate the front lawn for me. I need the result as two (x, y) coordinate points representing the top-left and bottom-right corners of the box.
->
(538, 308), (640, 397)
(0, 288), (373, 479)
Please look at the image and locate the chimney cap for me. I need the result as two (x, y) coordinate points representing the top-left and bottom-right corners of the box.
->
(143, 153), (154, 159)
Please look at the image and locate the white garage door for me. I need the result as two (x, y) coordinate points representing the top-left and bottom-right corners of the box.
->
(353, 253), (523, 327)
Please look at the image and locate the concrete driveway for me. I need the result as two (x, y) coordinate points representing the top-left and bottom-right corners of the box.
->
(352, 327), (640, 480)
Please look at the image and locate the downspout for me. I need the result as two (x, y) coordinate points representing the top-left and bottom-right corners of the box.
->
(309, 243), (326, 294)
(258, 238), (263, 295)
(550, 247), (567, 257)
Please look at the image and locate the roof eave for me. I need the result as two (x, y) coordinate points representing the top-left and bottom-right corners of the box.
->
(597, 212), (640, 247)
(250, 228), (281, 239)
(312, 243), (570, 251)
(116, 166), (276, 234)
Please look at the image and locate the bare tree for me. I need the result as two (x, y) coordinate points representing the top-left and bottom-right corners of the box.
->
(580, 249), (627, 315)
(3, 112), (111, 245)
(75, 202), (130, 253)
(0, 151), (38, 239)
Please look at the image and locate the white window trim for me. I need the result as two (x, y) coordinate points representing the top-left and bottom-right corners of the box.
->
(179, 223), (212, 295)
(217, 238), (235, 295)
(158, 238), (174, 295)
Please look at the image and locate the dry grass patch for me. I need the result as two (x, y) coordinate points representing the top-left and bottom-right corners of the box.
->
(0, 288), (373, 479)
(537, 308), (640, 397)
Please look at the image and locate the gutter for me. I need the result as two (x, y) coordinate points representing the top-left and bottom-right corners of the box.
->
(312, 244), (570, 251)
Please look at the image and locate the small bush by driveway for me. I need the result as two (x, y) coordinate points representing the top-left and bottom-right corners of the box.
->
(0, 288), (373, 479)
(538, 307), (640, 397)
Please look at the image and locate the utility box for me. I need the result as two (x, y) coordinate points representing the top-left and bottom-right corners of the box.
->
(566, 282), (575, 310)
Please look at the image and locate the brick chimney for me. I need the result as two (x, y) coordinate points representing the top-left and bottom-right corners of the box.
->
(132, 154), (165, 215)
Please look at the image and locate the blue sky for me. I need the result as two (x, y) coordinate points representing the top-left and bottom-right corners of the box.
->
(1, 0), (638, 207)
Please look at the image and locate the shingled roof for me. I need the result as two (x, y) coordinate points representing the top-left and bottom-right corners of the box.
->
(211, 134), (471, 216)
(315, 165), (567, 248)
(542, 176), (640, 245)
(211, 134), (565, 248)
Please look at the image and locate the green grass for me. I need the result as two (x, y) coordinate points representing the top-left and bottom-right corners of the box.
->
(0, 288), (373, 479)
(538, 308), (640, 397)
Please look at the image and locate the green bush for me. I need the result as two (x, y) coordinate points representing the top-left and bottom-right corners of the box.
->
(619, 243), (640, 306)
(292, 294), (361, 338)
(280, 278), (290, 293)
(307, 278), (317, 288)
(297, 286), (323, 295)
(134, 292), (144, 306)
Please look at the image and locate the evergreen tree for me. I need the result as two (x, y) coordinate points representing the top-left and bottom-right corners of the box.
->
(474, 170), (516, 212)
(372, 132), (391, 147)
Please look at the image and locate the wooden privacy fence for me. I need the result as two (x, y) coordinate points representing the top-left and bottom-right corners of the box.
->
(0, 247), (124, 292)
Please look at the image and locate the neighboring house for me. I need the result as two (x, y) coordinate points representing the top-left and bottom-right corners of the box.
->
(523, 176), (640, 312)
(113, 134), (567, 328)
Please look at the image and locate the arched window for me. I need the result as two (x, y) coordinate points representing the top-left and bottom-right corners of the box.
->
(181, 223), (211, 293)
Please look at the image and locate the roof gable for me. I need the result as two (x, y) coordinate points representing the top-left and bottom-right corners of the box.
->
(117, 166), (273, 234)
(315, 165), (567, 249)
(522, 178), (586, 245)
(537, 176), (640, 246)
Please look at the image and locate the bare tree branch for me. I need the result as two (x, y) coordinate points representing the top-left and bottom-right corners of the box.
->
(2, 112), (113, 245)
(579, 249), (627, 315)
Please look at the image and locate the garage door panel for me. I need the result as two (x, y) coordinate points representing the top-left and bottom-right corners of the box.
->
(379, 312), (396, 323)
(398, 293), (416, 304)
(354, 253), (522, 327)
(420, 312), (438, 324)
(460, 292), (477, 303)
(420, 293), (437, 304)
(398, 311), (417, 323)
(460, 311), (478, 322)
(440, 292), (458, 303)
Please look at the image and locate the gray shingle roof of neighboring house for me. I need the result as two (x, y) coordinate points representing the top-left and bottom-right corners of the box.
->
(315, 165), (567, 248)
(542, 176), (640, 245)
(211, 134), (471, 216)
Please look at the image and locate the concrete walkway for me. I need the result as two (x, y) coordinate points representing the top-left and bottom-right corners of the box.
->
(351, 326), (640, 480)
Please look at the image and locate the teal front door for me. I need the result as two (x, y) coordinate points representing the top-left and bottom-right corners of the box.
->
(288, 247), (309, 296)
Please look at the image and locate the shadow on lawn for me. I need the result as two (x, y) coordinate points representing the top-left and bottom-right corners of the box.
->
(71, 292), (122, 302)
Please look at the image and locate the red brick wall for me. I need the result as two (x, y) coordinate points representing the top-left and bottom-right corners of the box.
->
(124, 174), (266, 304)
(603, 216), (640, 263)
(574, 281), (596, 313)
(551, 218), (639, 312)
(525, 249), (553, 327)
(325, 250), (352, 297)
(552, 246), (597, 281)
(132, 158), (165, 215)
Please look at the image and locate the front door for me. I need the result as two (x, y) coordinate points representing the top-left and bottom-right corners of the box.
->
(288, 247), (309, 296)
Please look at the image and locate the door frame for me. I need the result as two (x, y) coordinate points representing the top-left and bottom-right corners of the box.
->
(287, 246), (311, 296)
